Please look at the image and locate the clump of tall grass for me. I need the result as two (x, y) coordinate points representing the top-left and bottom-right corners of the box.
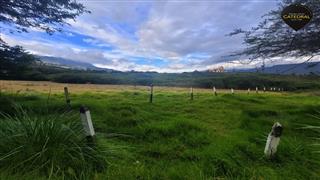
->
(0, 107), (106, 179)
(299, 112), (320, 172)
(302, 113), (320, 154)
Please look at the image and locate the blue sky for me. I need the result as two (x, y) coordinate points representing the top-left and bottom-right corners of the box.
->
(1, 0), (284, 72)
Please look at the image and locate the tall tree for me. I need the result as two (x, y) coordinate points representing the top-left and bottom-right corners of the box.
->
(0, 45), (38, 79)
(229, 0), (320, 63)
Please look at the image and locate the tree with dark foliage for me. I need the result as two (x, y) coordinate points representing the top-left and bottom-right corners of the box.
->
(0, 0), (89, 34)
(229, 0), (320, 63)
(0, 44), (38, 79)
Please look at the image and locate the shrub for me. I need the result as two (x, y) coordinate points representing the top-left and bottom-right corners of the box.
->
(0, 107), (106, 179)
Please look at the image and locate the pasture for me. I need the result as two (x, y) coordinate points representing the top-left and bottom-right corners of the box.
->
(0, 80), (319, 179)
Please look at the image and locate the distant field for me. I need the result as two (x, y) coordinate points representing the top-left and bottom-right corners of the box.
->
(0, 80), (282, 94)
(0, 80), (319, 179)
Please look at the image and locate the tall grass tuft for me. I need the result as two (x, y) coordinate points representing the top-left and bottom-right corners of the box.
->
(0, 106), (106, 179)
(302, 112), (320, 154)
(300, 112), (320, 172)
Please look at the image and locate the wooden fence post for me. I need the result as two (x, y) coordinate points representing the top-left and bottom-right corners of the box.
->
(80, 106), (96, 144)
(213, 86), (217, 96)
(231, 88), (234, 94)
(247, 88), (250, 94)
(264, 122), (283, 158)
(64, 87), (71, 107)
(256, 87), (258, 93)
(149, 84), (153, 103)
(263, 87), (266, 92)
(0, 80), (2, 97)
(190, 87), (194, 100)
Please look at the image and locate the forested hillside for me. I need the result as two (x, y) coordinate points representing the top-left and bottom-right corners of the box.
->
(1, 59), (320, 91)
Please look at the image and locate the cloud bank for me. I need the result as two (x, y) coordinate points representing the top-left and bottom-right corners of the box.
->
(1, 1), (281, 72)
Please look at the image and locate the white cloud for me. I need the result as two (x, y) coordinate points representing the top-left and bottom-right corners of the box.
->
(2, 1), (286, 72)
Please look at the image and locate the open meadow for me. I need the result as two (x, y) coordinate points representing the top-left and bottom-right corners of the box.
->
(0, 80), (320, 179)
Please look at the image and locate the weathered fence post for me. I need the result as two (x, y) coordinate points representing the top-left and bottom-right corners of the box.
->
(247, 88), (250, 94)
(190, 87), (194, 100)
(256, 87), (258, 93)
(64, 87), (71, 107)
(263, 87), (266, 92)
(264, 122), (283, 158)
(231, 88), (234, 94)
(0, 80), (2, 97)
(149, 84), (153, 103)
(46, 86), (52, 106)
(213, 86), (217, 96)
(80, 106), (96, 144)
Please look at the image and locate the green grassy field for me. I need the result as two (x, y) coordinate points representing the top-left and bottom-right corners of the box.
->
(0, 82), (320, 179)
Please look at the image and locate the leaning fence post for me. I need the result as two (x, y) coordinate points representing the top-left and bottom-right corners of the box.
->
(0, 80), (2, 97)
(80, 106), (96, 144)
(213, 86), (217, 96)
(64, 87), (71, 107)
(264, 122), (283, 158)
(190, 87), (194, 100)
(149, 84), (153, 103)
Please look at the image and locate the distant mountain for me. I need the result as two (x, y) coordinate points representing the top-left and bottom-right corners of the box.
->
(39, 55), (320, 75)
(37, 56), (113, 71)
(238, 62), (320, 75)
